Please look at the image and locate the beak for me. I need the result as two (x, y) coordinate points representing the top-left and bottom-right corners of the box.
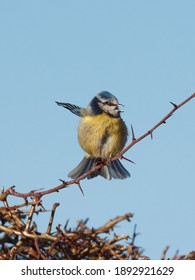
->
(118, 103), (124, 113)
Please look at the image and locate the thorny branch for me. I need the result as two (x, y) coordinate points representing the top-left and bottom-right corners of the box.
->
(4, 92), (194, 199)
(0, 92), (194, 260)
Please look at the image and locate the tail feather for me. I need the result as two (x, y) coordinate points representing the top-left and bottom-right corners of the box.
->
(110, 159), (130, 179)
(100, 166), (111, 180)
(68, 157), (94, 178)
(68, 157), (130, 180)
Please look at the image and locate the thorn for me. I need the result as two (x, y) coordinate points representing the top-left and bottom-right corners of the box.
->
(84, 217), (89, 224)
(131, 124), (136, 141)
(24, 198), (28, 206)
(163, 120), (166, 124)
(122, 155), (135, 164)
(31, 188), (44, 193)
(148, 130), (153, 139)
(76, 181), (84, 196)
(170, 101), (178, 108)
(59, 178), (66, 184)
(64, 219), (69, 230)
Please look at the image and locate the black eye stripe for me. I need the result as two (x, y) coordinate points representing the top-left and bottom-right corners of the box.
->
(104, 101), (116, 106)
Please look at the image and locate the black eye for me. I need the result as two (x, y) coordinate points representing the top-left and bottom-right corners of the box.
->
(104, 101), (113, 106)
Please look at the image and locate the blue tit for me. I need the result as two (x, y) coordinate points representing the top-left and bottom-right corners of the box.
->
(56, 91), (130, 180)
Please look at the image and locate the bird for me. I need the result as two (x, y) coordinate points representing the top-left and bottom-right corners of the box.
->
(56, 91), (130, 180)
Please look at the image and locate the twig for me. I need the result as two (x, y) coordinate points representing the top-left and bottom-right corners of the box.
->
(25, 201), (36, 233)
(46, 203), (60, 234)
(34, 238), (47, 260)
(161, 245), (170, 260)
(0, 199), (42, 211)
(95, 213), (133, 234)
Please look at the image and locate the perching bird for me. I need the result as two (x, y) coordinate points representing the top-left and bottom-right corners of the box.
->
(56, 91), (130, 180)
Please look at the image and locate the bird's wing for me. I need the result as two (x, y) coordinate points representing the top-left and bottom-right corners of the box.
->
(56, 102), (84, 117)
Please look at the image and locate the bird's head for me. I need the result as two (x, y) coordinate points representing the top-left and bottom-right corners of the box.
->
(88, 91), (124, 117)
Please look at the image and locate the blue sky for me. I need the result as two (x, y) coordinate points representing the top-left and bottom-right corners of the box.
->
(0, 1), (194, 259)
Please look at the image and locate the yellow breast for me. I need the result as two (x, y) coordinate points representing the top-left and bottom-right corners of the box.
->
(78, 113), (128, 159)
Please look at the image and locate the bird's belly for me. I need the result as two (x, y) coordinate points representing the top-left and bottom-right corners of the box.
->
(78, 114), (128, 159)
